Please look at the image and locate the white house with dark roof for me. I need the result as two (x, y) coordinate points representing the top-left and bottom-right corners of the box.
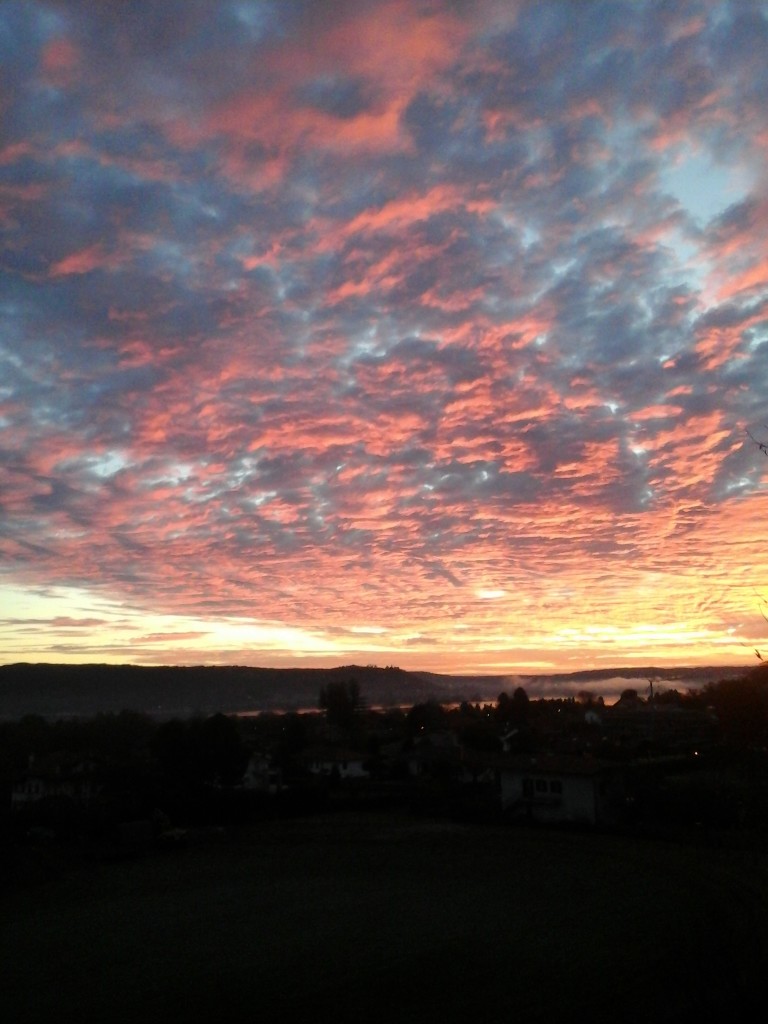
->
(500, 753), (626, 826)
(304, 747), (370, 780)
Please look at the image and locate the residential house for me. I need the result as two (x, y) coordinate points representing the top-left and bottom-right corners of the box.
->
(304, 747), (370, 781)
(11, 753), (102, 811)
(240, 752), (284, 793)
(500, 753), (626, 827)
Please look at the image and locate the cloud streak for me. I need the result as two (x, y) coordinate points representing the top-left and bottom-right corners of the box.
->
(1, 0), (767, 674)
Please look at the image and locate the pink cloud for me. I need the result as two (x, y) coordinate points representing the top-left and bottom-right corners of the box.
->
(40, 37), (80, 87)
(49, 244), (109, 277)
(131, 632), (210, 644)
(49, 617), (108, 629)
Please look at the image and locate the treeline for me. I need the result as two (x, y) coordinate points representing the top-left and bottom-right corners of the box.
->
(2, 663), (767, 849)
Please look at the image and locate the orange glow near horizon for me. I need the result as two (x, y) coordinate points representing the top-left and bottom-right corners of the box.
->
(1, 2), (767, 683)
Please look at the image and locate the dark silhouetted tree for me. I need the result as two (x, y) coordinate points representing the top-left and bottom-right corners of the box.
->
(151, 714), (247, 785)
(276, 712), (309, 762)
(511, 686), (530, 725)
(576, 690), (596, 706)
(495, 691), (512, 723)
(700, 668), (768, 750)
(406, 700), (446, 736)
(618, 688), (641, 704)
(319, 679), (361, 734)
(151, 719), (195, 782)
(460, 720), (501, 753)
(196, 713), (249, 785)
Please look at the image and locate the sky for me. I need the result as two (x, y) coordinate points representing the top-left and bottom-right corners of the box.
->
(1, 0), (767, 678)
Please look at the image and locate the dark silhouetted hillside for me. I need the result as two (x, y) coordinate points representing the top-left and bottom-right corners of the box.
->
(0, 661), (746, 720)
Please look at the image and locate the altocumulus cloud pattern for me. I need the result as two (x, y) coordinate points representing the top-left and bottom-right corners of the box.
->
(1, 0), (767, 673)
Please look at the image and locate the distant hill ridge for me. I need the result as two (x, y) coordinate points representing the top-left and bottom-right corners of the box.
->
(0, 661), (747, 719)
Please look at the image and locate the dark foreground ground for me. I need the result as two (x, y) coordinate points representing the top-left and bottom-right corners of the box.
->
(2, 811), (766, 1024)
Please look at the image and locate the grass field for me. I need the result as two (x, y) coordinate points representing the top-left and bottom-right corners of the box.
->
(3, 811), (767, 1023)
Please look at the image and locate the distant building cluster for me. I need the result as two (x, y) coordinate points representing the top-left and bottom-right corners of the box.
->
(4, 667), (767, 842)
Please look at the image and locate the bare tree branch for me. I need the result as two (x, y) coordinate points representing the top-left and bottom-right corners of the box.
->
(746, 427), (768, 456)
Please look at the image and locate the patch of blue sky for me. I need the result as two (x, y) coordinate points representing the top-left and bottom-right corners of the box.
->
(89, 450), (130, 478)
(662, 151), (751, 225)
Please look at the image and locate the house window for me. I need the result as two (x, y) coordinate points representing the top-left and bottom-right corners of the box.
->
(523, 777), (558, 797)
